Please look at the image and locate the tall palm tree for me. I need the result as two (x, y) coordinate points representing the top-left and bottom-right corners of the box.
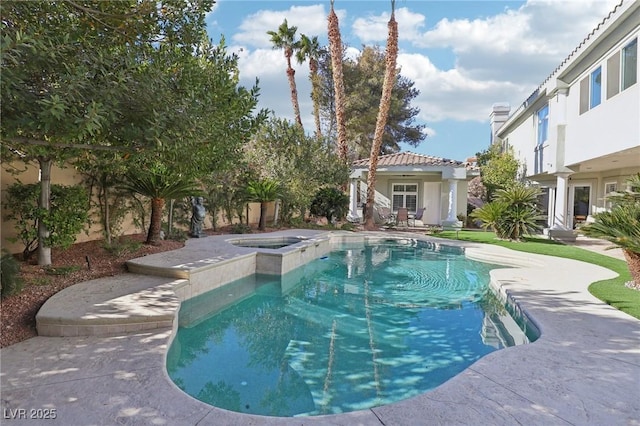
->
(581, 174), (640, 290)
(120, 164), (201, 245)
(296, 34), (323, 139)
(327, 0), (348, 164)
(268, 20), (303, 129)
(364, 0), (398, 230)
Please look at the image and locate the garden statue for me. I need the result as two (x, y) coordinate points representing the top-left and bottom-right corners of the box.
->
(189, 196), (206, 238)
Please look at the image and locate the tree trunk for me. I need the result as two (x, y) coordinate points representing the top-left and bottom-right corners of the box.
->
(364, 5), (398, 230)
(310, 59), (322, 139)
(37, 157), (52, 265)
(259, 202), (267, 231)
(623, 249), (640, 290)
(328, 3), (348, 166)
(147, 197), (165, 245)
(286, 52), (304, 130)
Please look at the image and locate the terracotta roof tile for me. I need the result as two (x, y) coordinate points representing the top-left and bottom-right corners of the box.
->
(352, 151), (464, 168)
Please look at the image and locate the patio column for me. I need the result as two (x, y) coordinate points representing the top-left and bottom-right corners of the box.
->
(546, 172), (576, 241)
(347, 178), (359, 222)
(551, 173), (571, 230)
(442, 179), (463, 228)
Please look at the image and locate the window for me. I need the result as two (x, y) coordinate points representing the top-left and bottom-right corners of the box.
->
(607, 38), (637, 99)
(392, 183), (417, 212)
(622, 38), (637, 91)
(580, 66), (603, 114)
(607, 52), (620, 99)
(590, 66), (602, 109)
(605, 182), (618, 210)
(605, 182), (618, 194)
(536, 104), (549, 146)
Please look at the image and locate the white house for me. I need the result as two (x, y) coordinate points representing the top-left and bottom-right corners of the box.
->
(347, 152), (478, 227)
(491, 0), (640, 239)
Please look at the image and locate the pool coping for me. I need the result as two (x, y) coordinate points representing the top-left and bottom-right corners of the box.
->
(2, 230), (639, 425)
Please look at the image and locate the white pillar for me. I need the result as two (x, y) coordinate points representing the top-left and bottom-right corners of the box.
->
(547, 187), (555, 228)
(443, 180), (462, 227)
(347, 178), (359, 221)
(551, 173), (571, 230)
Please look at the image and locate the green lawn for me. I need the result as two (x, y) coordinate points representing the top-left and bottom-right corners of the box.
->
(437, 230), (640, 320)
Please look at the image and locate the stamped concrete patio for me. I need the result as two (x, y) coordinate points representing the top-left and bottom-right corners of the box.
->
(1, 230), (639, 425)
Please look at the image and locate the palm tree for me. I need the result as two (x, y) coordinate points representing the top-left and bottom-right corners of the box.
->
(296, 34), (323, 139)
(247, 178), (282, 231)
(327, 0), (348, 164)
(581, 174), (640, 290)
(364, 0), (398, 230)
(268, 20), (303, 129)
(120, 164), (201, 245)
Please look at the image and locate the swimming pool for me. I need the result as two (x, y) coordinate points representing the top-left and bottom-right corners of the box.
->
(167, 239), (538, 417)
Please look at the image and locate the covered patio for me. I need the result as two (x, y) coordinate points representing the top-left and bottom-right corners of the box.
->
(347, 152), (478, 229)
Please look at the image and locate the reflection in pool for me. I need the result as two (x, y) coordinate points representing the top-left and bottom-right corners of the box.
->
(167, 240), (538, 417)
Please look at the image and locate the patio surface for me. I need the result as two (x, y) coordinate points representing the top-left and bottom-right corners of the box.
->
(1, 230), (639, 425)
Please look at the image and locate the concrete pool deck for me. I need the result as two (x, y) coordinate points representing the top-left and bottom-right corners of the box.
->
(1, 230), (639, 425)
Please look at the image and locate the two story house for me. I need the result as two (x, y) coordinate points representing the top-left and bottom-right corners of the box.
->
(490, 0), (639, 240)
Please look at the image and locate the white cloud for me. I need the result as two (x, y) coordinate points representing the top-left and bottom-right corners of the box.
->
(232, 4), (338, 49)
(220, 0), (623, 131)
(352, 7), (426, 44)
(416, 0), (621, 84)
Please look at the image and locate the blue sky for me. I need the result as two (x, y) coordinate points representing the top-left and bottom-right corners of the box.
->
(205, 0), (620, 161)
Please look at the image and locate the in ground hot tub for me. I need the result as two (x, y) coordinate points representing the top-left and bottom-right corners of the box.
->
(227, 236), (304, 249)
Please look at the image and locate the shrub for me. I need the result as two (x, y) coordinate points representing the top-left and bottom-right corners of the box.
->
(1, 251), (23, 297)
(4, 182), (90, 259)
(309, 187), (349, 224)
(231, 223), (252, 234)
(471, 184), (544, 241)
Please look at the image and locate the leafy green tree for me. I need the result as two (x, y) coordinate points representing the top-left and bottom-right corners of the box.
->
(245, 117), (349, 223)
(476, 143), (520, 201)
(318, 46), (426, 159)
(581, 174), (640, 290)
(0, 0), (216, 264)
(471, 184), (544, 241)
(247, 179), (283, 231)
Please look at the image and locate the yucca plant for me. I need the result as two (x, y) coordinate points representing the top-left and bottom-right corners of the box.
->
(581, 174), (640, 290)
(247, 179), (282, 231)
(120, 164), (201, 245)
(470, 201), (508, 234)
(471, 184), (543, 241)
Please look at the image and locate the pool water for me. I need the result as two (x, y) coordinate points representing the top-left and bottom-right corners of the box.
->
(167, 240), (537, 417)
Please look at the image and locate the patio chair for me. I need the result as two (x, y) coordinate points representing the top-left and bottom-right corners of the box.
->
(396, 207), (409, 226)
(411, 207), (425, 227)
(376, 207), (395, 224)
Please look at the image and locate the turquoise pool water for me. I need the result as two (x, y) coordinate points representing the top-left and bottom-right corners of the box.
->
(167, 240), (537, 417)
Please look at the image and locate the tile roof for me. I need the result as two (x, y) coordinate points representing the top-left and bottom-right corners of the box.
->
(352, 151), (465, 168)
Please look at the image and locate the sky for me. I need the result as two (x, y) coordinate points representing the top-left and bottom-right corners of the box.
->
(205, 0), (621, 161)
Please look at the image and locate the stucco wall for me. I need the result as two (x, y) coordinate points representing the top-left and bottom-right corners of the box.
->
(1, 161), (271, 255)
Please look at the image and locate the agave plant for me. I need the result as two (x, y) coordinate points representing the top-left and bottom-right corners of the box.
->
(581, 174), (640, 290)
(120, 164), (201, 245)
(247, 179), (283, 231)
